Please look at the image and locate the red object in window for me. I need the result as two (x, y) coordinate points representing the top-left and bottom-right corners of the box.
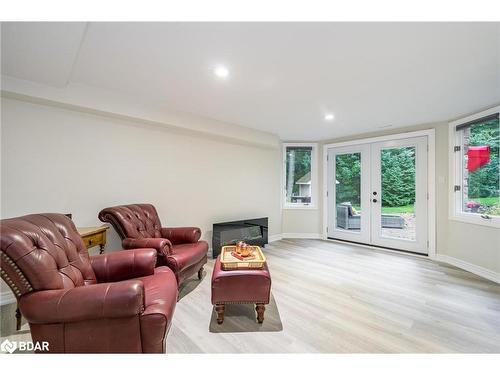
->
(467, 146), (490, 172)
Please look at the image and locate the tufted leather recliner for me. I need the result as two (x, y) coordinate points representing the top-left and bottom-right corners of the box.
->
(98, 204), (208, 285)
(0, 213), (178, 353)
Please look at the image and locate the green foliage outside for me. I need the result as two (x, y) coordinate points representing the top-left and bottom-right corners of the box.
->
(381, 147), (416, 207)
(474, 198), (500, 216)
(335, 153), (361, 205)
(286, 148), (311, 196)
(335, 147), (416, 208)
(352, 203), (414, 214)
(381, 205), (414, 214)
(476, 197), (500, 206)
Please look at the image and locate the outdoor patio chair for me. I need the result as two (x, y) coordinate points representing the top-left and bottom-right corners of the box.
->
(336, 202), (405, 230)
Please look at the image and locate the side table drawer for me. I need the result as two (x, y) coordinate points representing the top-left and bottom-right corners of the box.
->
(82, 232), (104, 248)
(78, 226), (109, 254)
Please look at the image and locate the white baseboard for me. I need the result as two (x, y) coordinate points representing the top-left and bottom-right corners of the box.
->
(268, 233), (321, 242)
(268, 234), (283, 242)
(434, 254), (500, 284)
(0, 290), (16, 306)
(281, 233), (322, 239)
(326, 238), (429, 259)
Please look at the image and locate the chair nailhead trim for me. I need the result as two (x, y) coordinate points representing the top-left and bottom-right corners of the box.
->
(0, 250), (34, 296)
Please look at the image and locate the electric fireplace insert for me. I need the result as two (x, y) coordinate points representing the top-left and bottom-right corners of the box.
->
(212, 217), (268, 259)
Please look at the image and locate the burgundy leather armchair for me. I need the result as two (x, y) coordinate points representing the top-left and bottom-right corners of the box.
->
(0, 213), (177, 353)
(98, 204), (208, 285)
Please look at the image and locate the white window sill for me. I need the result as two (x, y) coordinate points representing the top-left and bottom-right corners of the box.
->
(283, 205), (318, 210)
(449, 213), (500, 228)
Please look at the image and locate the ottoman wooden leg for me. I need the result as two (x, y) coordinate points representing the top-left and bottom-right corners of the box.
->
(215, 303), (225, 324)
(198, 267), (204, 280)
(256, 303), (265, 324)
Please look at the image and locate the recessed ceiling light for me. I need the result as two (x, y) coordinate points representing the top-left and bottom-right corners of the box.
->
(214, 65), (229, 79)
(324, 113), (335, 121)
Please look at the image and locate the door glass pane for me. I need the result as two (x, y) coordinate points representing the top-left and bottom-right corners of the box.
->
(335, 153), (361, 231)
(380, 146), (416, 241)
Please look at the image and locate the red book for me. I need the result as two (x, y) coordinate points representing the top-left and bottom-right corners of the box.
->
(231, 251), (245, 260)
(231, 251), (255, 261)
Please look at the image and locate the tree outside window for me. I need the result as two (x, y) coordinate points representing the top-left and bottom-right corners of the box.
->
(284, 145), (315, 206)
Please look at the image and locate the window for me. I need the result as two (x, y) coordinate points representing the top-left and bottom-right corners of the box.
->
(450, 106), (500, 227)
(283, 143), (317, 208)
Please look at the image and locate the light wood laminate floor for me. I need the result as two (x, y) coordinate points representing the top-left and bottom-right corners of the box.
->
(2, 239), (499, 353)
(170, 239), (500, 353)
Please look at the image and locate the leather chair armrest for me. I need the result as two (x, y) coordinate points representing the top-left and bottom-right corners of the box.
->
(161, 227), (201, 245)
(90, 248), (157, 283)
(19, 280), (144, 324)
(123, 237), (172, 257)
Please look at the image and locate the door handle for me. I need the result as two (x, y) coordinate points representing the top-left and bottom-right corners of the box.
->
(372, 199), (378, 203)
(372, 191), (377, 196)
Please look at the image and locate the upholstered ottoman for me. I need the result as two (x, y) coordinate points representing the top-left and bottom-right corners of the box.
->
(211, 256), (271, 324)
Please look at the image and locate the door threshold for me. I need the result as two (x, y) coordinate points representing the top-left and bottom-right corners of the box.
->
(326, 237), (429, 258)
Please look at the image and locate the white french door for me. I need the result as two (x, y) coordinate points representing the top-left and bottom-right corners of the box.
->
(327, 136), (429, 254)
(327, 144), (371, 244)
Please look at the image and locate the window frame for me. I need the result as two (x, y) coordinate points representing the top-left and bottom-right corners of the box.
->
(282, 142), (318, 209)
(448, 105), (500, 228)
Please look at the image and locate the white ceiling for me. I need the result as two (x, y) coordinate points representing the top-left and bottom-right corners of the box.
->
(2, 22), (499, 140)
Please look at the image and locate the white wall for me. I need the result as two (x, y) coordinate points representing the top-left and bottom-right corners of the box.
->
(1, 97), (282, 250)
(282, 209), (322, 237)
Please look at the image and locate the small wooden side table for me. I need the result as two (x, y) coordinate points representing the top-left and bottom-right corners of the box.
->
(78, 226), (109, 254)
(15, 225), (110, 330)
